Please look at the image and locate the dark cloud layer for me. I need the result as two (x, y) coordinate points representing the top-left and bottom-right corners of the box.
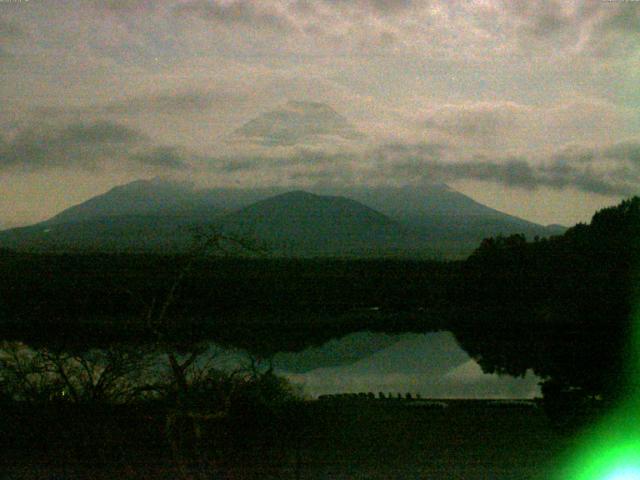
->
(4, 116), (637, 196)
(375, 142), (640, 196)
(57, 122), (142, 144)
(0, 121), (187, 171)
(182, 138), (638, 197)
(34, 90), (239, 117)
(130, 146), (190, 169)
(602, 141), (640, 164)
(101, 91), (223, 115)
(321, 0), (415, 15)
(501, 0), (640, 56)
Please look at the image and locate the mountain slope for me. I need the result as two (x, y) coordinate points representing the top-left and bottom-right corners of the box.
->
(0, 179), (565, 257)
(317, 184), (565, 254)
(45, 179), (288, 226)
(218, 190), (414, 256)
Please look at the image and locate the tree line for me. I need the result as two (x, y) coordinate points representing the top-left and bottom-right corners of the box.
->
(452, 197), (640, 425)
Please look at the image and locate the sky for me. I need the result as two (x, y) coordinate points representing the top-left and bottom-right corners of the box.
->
(1, 0), (639, 228)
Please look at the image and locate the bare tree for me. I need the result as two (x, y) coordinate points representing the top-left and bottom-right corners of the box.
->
(1, 342), (61, 402)
(0, 342), (158, 404)
(136, 230), (269, 479)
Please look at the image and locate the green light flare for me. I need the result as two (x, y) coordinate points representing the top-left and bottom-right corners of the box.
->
(557, 308), (640, 479)
(604, 467), (640, 480)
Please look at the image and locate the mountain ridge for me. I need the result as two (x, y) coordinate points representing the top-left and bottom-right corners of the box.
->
(0, 179), (566, 258)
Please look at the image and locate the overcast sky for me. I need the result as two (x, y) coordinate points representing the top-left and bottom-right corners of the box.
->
(1, 0), (639, 227)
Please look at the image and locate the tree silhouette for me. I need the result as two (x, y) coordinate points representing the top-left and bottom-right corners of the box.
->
(453, 197), (640, 423)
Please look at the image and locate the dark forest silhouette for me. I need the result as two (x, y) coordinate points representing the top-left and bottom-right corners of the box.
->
(453, 197), (640, 426)
(1, 197), (639, 477)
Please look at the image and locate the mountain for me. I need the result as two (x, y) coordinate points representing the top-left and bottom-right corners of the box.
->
(44, 179), (284, 226)
(217, 190), (415, 257)
(229, 101), (363, 146)
(0, 179), (566, 258)
(45, 179), (208, 225)
(0, 189), (415, 256)
(314, 184), (565, 256)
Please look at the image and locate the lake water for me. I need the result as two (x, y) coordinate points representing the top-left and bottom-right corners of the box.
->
(275, 331), (541, 399)
(1, 331), (540, 400)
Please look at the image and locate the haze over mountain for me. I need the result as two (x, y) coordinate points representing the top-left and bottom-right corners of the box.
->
(0, 179), (565, 258)
(228, 101), (363, 147)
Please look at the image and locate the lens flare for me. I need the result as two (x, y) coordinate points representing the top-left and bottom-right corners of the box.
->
(604, 467), (640, 480)
(558, 425), (640, 479)
(557, 307), (640, 479)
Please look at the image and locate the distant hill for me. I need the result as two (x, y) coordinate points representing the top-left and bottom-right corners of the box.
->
(217, 190), (416, 257)
(228, 101), (363, 146)
(0, 179), (566, 258)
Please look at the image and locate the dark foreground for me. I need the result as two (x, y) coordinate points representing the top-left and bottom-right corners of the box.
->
(1, 400), (574, 480)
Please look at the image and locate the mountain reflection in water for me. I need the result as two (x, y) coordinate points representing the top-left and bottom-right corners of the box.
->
(274, 331), (540, 399)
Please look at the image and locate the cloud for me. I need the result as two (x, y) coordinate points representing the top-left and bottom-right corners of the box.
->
(496, 0), (640, 57)
(319, 0), (415, 15)
(603, 3), (640, 33)
(602, 141), (640, 164)
(173, 0), (295, 32)
(203, 148), (349, 174)
(0, 121), (187, 172)
(0, 121), (140, 169)
(192, 139), (640, 197)
(0, 19), (23, 40)
(100, 91), (229, 115)
(56, 122), (142, 144)
(33, 89), (251, 120)
(375, 141), (640, 196)
(423, 102), (529, 139)
(502, 0), (574, 37)
(129, 146), (190, 170)
(88, 0), (158, 13)
(373, 142), (445, 160)
(416, 99), (638, 155)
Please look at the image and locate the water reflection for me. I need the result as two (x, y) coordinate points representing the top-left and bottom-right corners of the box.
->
(1, 331), (540, 401)
(276, 331), (541, 399)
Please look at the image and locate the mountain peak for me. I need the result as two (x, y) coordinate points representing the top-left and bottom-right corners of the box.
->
(230, 101), (363, 147)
